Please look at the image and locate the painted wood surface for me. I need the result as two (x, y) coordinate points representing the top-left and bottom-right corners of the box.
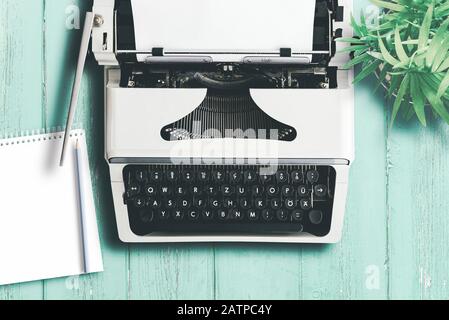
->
(1, 0), (448, 300)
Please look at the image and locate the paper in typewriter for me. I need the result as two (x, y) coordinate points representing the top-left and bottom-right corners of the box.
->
(0, 130), (103, 285)
(130, 0), (317, 60)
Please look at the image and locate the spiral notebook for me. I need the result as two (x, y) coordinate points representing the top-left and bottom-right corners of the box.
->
(0, 130), (103, 286)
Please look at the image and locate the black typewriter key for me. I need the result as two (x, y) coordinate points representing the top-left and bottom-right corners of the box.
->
(133, 197), (146, 208)
(157, 210), (170, 220)
(262, 209), (274, 222)
(139, 210), (154, 223)
(213, 170), (225, 182)
(198, 170), (209, 182)
(149, 199), (161, 209)
(188, 210), (200, 221)
(135, 170), (147, 183)
(205, 185), (218, 195)
(285, 198), (297, 210)
(166, 170), (178, 182)
(223, 198), (236, 209)
(145, 185), (157, 196)
(230, 209), (244, 220)
(191, 185), (202, 195)
(202, 210), (214, 220)
(281, 185), (294, 197)
(182, 170), (193, 182)
(247, 209), (259, 221)
(194, 198), (206, 208)
(150, 171), (162, 182)
(221, 185), (234, 196)
(276, 209), (289, 222)
(270, 199), (282, 210)
(180, 198), (191, 209)
(127, 184), (140, 197)
(244, 170), (257, 183)
(252, 185), (264, 196)
(300, 199), (312, 210)
(240, 198), (251, 209)
(292, 210), (304, 221)
(176, 186), (187, 196)
(160, 186), (172, 196)
(218, 209), (228, 221)
(267, 185), (279, 196)
(229, 171), (242, 184)
(314, 185), (328, 197)
(306, 170), (319, 183)
(276, 171), (288, 183)
(259, 173), (272, 183)
(255, 198), (266, 209)
(173, 210), (184, 220)
(291, 170), (303, 183)
(298, 185), (308, 197)
(309, 210), (323, 225)
(166, 199), (176, 209)
(210, 199), (220, 209)
(236, 186), (247, 195)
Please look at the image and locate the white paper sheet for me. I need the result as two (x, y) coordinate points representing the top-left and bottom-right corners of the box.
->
(0, 130), (103, 286)
(130, 0), (317, 57)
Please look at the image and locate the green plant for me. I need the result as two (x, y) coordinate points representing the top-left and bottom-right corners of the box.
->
(341, 0), (449, 126)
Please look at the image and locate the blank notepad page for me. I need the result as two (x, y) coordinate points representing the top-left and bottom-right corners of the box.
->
(0, 130), (103, 286)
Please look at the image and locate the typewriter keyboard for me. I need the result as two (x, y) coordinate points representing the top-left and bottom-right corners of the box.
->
(123, 165), (336, 237)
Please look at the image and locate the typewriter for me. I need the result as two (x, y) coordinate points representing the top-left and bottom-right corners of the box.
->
(82, 0), (354, 243)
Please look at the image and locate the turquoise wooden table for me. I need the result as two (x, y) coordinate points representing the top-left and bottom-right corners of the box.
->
(1, 0), (449, 300)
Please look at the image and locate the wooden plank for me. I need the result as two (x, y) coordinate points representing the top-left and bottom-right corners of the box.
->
(214, 244), (301, 299)
(129, 245), (215, 300)
(41, 0), (129, 300)
(387, 121), (449, 299)
(0, 0), (45, 299)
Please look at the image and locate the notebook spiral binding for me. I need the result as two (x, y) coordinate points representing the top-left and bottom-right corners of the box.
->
(0, 126), (84, 147)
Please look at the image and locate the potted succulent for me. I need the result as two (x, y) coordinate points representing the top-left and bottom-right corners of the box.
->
(341, 0), (449, 126)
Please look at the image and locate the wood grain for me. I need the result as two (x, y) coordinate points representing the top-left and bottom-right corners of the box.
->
(0, 0), (45, 300)
(128, 244), (215, 299)
(387, 121), (449, 299)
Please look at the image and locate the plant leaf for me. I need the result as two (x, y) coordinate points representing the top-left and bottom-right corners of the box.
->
(437, 55), (449, 72)
(370, 0), (405, 12)
(418, 4), (434, 50)
(387, 74), (401, 97)
(391, 73), (410, 126)
(437, 71), (449, 98)
(337, 37), (366, 44)
(410, 74), (427, 126)
(432, 39), (449, 72)
(427, 18), (449, 68)
(394, 28), (409, 63)
(353, 60), (382, 83)
(421, 79), (449, 125)
(421, 73), (449, 100)
(402, 39), (419, 45)
(350, 14), (362, 37)
(343, 52), (371, 69)
(367, 51), (384, 60)
(379, 35), (400, 66)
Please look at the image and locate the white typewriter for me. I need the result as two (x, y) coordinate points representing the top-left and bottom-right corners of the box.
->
(68, 0), (354, 243)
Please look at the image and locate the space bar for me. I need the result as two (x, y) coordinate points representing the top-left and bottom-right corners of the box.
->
(152, 223), (304, 234)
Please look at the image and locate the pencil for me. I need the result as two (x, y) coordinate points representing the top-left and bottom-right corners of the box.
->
(74, 138), (89, 273)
